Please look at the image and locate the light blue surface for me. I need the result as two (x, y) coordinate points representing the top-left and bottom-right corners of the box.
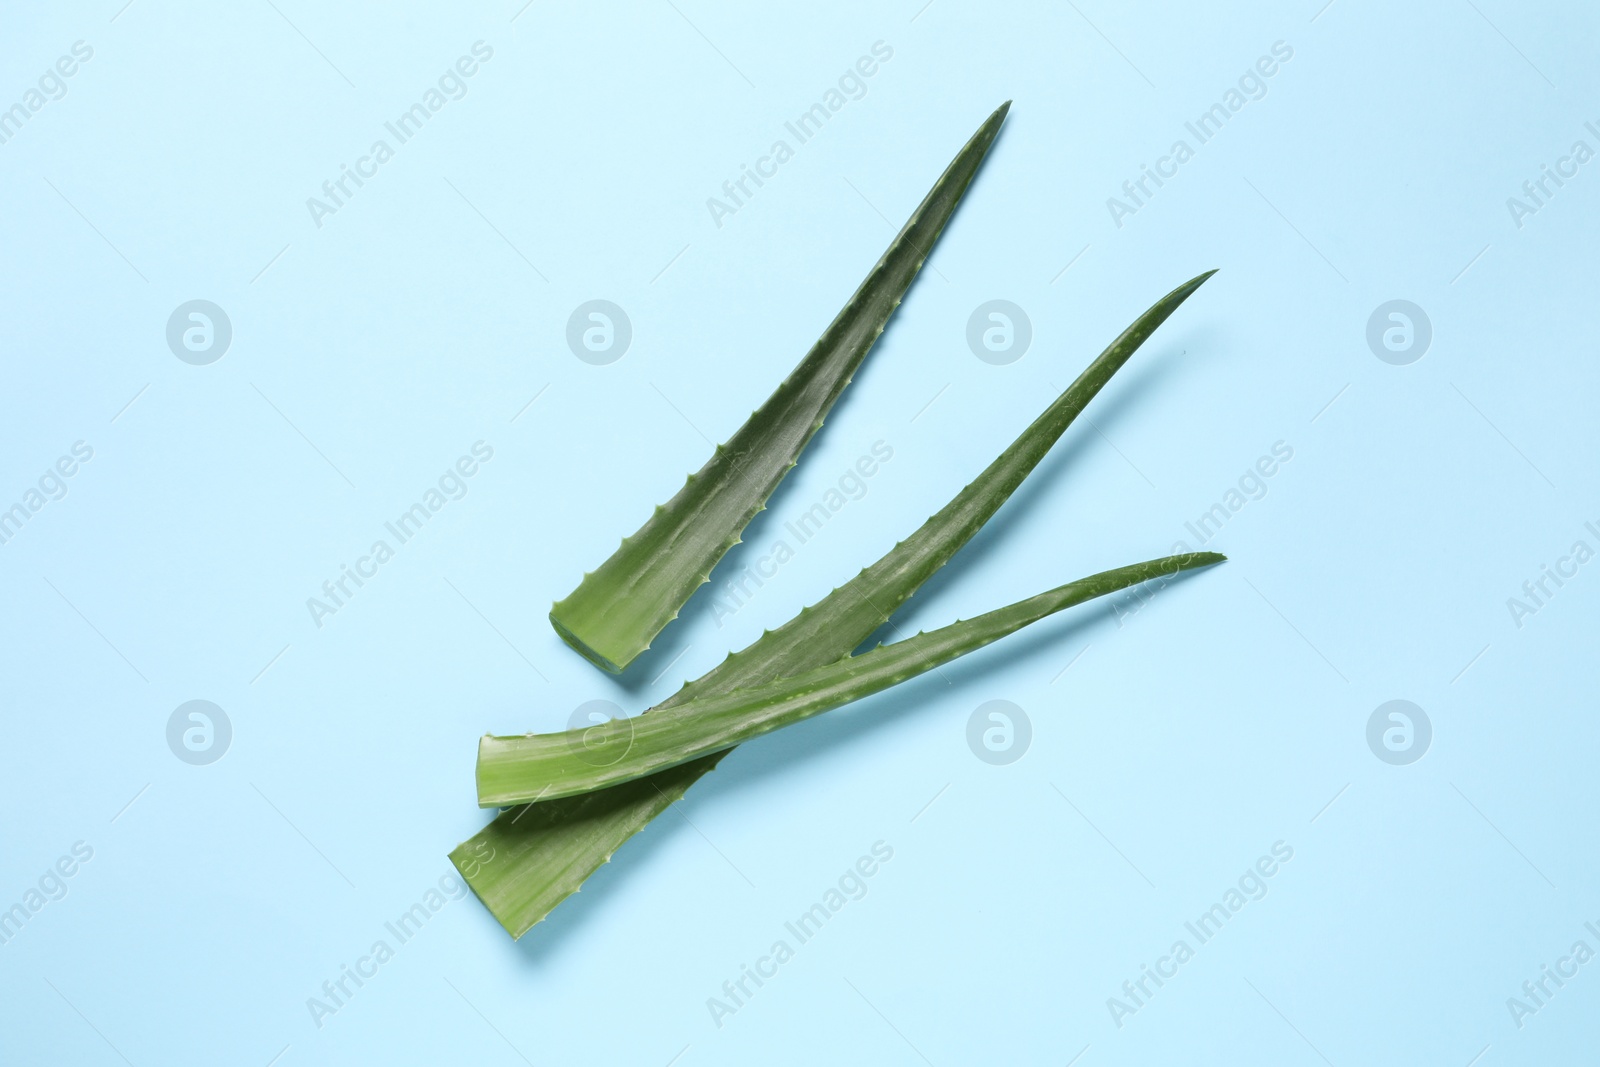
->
(2, 1), (1596, 1063)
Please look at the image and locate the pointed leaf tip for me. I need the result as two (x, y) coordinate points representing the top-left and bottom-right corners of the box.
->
(975, 101), (1011, 143)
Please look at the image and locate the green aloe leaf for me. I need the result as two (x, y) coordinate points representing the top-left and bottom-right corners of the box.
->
(451, 270), (1217, 937)
(659, 269), (1216, 704)
(549, 102), (1012, 674)
(480, 553), (1224, 806)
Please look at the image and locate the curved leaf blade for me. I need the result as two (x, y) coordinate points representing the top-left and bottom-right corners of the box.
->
(481, 553), (1225, 806)
(549, 102), (1012, 673)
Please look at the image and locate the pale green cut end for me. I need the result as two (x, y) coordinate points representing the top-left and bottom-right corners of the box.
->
(548, 610), (625, 674)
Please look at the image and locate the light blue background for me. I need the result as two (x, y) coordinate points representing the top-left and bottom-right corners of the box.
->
(2, 1), (1596, 1063)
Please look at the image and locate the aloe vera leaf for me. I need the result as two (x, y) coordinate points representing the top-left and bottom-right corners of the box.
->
(481, 553), (1224, 805)
(659, 269), (1217, 704)
(451, 271), (1217, 936)
(548, 102), (1012, 674)
(449, 754), (728, 939)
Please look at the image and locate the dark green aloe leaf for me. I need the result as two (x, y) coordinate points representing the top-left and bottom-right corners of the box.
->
(549, 102), (1012, 673)
(450, 271), (1217, 937)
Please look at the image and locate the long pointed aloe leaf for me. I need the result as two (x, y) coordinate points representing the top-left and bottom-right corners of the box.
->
(659, 269), (1216, 704)
(452, 271), (1216, 936)
(549, 102), (1012, 674)
(481, 553), (1224, 806)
